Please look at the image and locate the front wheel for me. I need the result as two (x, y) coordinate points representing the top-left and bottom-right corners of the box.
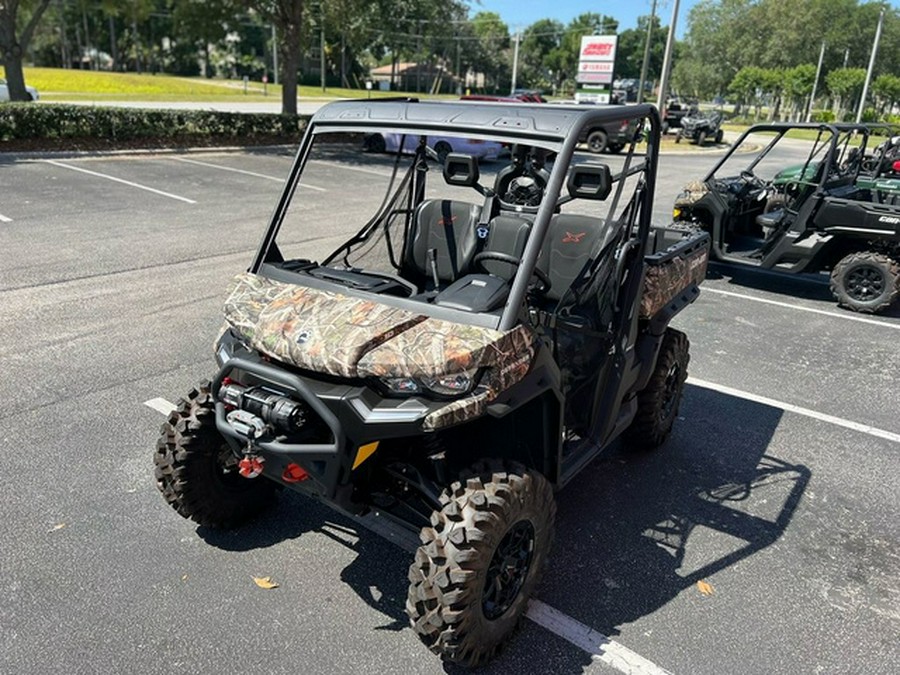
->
(407, 461), (556, 666)
(586, 129), (608, 154)
(830, 251), (900, 313)
(154, 382), (278, 527)
(697, 130), (708, 146)
(715, 129), (724, 144)
(623, 328), (690, 451)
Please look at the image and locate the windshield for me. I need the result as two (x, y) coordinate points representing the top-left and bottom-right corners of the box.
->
(255, 112), (654, 329)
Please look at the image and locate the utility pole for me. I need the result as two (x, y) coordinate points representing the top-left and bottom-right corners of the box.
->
(510, 30), (521, 95)
(656, 0), (681, 112)
(320, 2), (326, 92)
(806, 41), (825, 123)
(272, 25), (278, 85)
(856, 7), (884, 123)
(638, 0), (658, 104)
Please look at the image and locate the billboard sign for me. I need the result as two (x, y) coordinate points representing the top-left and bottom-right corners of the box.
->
(576, 35), (617, 104)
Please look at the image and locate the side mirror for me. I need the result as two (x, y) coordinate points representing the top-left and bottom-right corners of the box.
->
(443, 153), (480, 187)
(567, 163), (612, 200)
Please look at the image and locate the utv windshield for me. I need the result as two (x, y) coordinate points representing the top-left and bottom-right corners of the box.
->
(252, 104), (656, 331)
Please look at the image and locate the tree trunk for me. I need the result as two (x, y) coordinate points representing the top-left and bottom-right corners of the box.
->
(280, 25), (302, 115)
(0, 0), (53, 99)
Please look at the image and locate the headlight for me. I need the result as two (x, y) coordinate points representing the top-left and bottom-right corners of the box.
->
(378, 368), (480, 398)
(420, 369), (478, 396)
(673, 207), (682, 219)
(379, 376), (421, 395)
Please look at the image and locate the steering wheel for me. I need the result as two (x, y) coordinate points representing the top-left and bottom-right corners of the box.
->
(738, 170), (766, 199)
(472, 251), (552, 294)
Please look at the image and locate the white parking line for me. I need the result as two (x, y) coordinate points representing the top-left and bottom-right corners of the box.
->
(144, 397), (675, 675)
(702, 287), (900, 331)
(0, 213), (11, 222)
(173, 157), (326, 191)
(144, 398), (177, 416)
(45, 160), (197, 204)
(689, 377), (900, 445)
(527, 600), (671, 675)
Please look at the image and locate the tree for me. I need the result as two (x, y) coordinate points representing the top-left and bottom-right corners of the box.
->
(518, 19), (562, 90)
(826, 67), (866, 120)
(727, 66), (766, 118)
(782, 64), (816, 121)
(615, 13), (666, 81)
(0, 0), (53, 100)
(872, 73), (900, 116)
(244, 0), (303, 115)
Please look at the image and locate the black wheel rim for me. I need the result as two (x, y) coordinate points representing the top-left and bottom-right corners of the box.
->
(660, 362), (681, 422)
(482, 520), (535, 620)
(588, 135), (606, 152)
(211, 445), (255, 493)
(846, 265), (885, 301)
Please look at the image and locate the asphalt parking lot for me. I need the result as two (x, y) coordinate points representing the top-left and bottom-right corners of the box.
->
(1, 141), (898, 674)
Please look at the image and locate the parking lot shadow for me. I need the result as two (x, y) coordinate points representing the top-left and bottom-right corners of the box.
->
(538, 384), (809, 659)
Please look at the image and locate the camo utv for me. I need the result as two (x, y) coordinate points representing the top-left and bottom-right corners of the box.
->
(154, 100), (709, 666)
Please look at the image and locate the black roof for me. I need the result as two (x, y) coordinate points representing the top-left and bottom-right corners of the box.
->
(309, 99), (655, 144)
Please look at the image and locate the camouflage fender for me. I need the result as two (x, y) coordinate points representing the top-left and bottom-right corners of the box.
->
(640, 243), (709, 318)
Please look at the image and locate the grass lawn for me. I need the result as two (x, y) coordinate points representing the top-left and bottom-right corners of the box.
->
(2, 66), (437, 102)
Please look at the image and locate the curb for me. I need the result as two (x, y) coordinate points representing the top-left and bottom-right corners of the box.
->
(0, 144), (296, 162)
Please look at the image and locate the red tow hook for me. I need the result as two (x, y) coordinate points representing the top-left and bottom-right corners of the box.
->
(282, 463), (309, 483)
(238, 455), (265, 478)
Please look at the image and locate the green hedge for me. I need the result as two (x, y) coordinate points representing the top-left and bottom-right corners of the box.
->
(0, 103), (309, 146)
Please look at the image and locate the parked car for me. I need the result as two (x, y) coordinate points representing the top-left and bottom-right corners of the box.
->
(549, 100), (642, 154)
(0, 78), (39, 102)
(363, 132), (506, 162)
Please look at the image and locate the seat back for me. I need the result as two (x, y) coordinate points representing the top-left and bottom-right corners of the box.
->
(536, 214), (607, 302)
(405, 199), (481, 284)
(479, 215), (533, 281)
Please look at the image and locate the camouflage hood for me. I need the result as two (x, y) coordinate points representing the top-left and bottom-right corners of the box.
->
(674, 180), (710, 208)
(222, 272), (536, 382)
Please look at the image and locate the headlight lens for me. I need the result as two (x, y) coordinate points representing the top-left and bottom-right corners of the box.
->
(379, 368), (480, 398)
(420, 370), (477, 396)
(673, 207), (682, 219)
(379, 376), (421, 395)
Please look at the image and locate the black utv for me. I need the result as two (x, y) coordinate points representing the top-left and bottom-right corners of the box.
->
(675, 107), (724, 146)
(154, 100), (709, 666)
(657, 122), (900, 313)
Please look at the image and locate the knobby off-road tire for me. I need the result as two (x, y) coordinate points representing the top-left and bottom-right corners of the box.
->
(697, 130), (708, 146)
(715, 129), (724, 144)
(830, 251), (900, 314)
(406, 460), (556, 667)
(154, 382), (277, 527)
(623, 328), (690, 451)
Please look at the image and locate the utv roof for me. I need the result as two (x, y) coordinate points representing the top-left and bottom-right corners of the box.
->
(309, 99), (655, 144)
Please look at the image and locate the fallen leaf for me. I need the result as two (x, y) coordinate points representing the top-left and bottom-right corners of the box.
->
(48, 523), (66, 533)
(253, 576), (279, 589)
(697, 579), (714, 596)
(181, 574), (188, 582)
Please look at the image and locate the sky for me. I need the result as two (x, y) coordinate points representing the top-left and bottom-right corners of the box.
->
(468, 0), (701, 37)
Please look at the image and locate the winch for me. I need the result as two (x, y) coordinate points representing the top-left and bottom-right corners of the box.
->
(218, 380), (308, 437)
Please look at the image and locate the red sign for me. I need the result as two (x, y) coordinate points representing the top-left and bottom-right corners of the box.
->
(583, 43), (613, 57)
(579, 36), (617, 63)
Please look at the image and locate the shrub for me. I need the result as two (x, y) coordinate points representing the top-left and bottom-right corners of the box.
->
(0, 103), (309, 149)
(810, 110), (835, 123)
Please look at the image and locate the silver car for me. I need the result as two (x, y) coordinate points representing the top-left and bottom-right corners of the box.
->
(0, 78), (39, 102)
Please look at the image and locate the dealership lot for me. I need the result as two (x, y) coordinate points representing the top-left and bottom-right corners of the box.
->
(1, 145), (898, 674)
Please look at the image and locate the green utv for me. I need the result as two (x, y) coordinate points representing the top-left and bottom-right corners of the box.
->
(657, 123), (900, 313)
(154, 100), (708, 666)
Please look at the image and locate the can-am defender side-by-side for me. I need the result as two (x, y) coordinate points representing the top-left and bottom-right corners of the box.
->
(658, 123), (900, 313)
(154, 100), (709, 666)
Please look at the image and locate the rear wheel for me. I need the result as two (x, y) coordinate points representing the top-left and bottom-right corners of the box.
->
(407, 460), (555, 667)
(586, 129), (608, 154)
(674, 132), (682, 144)
(623, 328), (690, 451)
(697, 130), (708, 146)
(830, 251), (900, 313)
(715, 129), (724, 144)
(364, 133), (386, 153)
(434, 141), (452, 163)
(154, 382), (278, 527)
